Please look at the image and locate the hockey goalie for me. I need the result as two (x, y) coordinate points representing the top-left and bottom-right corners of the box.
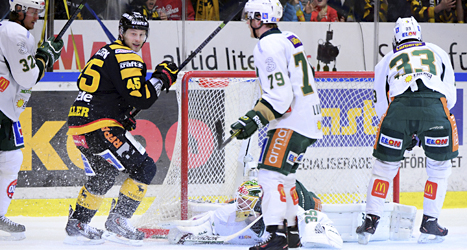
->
(163, 179), (343, 248)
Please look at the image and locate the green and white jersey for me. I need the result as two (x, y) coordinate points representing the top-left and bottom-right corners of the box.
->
(0, 21), (40, 122)
(254, 28), (323, 139)
(374, 41), (456, 118)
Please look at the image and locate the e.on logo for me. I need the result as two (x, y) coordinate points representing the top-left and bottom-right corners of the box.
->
(371, 179), (389, 199)
(424, 181), (438, 200)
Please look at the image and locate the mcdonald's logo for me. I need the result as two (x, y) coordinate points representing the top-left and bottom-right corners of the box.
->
(0, 77), (10, 92)
(371, 179), (389, 199)
(424, 181), (438, 200)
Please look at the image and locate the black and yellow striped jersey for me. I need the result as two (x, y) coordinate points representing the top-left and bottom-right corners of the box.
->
(67, 40), (158, 135)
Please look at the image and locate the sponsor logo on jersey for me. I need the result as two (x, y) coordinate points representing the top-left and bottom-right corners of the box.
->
(20, 88), (32, 94)
(394, 42), (424, 52)
(17, 41), (28, 55)
(95, 48), (110, 59)
(7, 180), (17, 199)
(424, 180), (437, 200)
(264, 129), (293, 168)
(120, 60), (144, 69)
(115, 49), (134, 54)
(287, 35), (303, 48)
(425, 136), (449, 147)
(0, 77), (10, 92)
(239, 235), (252, 239)
(371, 179), (389, 198)
(404, 75), (412, 83)
(16, 98), (25, 108)
(379, 133), (402, 150)
(265, 57), (276, 72)
(262, 13), (268, 20)
(287, 151), (304, 165)
(101, 127), (123, 149)
(72, 135), (89, 148)
(13, 121), (24, 147)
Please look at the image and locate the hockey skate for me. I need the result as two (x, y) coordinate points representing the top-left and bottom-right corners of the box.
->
(0, 215), (25, 241)
(103, 212), (145, 246)
(249, 225), (288, 250)
(287, 226), (301, 248)
(418, 214), (448, 244)
(64, 207), (104, 245)
(356, 214), (380, 245)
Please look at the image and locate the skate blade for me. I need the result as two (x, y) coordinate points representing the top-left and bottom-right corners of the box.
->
(417, 233), (445, 244)
(0, 231), (25, 241)
(103, 231), (143, 246)
(357, 232), (371, 245)
(63, 235), (105, 245)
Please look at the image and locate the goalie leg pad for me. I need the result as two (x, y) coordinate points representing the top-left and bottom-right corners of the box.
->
(389, 203), (417, 241)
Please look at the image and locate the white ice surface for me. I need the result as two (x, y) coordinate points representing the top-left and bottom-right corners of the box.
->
(1, 208), (466, 250)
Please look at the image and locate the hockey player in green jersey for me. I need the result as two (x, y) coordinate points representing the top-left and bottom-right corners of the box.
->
(0, 0), (63, 241)
(230, 0), (323, 249)
(356, 17), (457, 245)
(65, 12), (178, 246)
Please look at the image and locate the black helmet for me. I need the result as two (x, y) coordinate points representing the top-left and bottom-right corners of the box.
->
(118, 12), (149, 41)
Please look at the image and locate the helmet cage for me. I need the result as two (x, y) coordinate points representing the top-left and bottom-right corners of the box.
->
(235, 180), (263, 222)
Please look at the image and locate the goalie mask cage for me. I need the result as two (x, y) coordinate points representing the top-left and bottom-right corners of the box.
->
(136, 71), (400, 230)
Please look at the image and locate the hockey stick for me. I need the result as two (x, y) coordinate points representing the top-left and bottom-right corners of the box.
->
(54, 0), (87, 41)
(215, 119), (241, 150)
(84, 2), (116, 42)
(178, 214), (263, 244)
(130, 0), (248, 118)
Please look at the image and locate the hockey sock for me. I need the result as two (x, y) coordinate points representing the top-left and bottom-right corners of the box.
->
(74, 185), (104, 223)
(113, 178), (148, 218)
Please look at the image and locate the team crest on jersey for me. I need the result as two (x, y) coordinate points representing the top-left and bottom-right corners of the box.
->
(265, 57), (276, 72)
(287, 35), (303, 48)
(17, 41), (28, 55)
(95, 48), (110, 59)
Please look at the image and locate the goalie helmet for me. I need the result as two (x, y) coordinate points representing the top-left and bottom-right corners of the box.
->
(242, 0), (283, 23)
(235, 179), (263, 222)
(10, 0), (45, 13)
(393, 16), (422, 47)
(118, 12), (149, 42)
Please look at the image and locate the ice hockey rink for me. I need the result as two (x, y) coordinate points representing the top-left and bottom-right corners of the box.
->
(1, 208), (465, 250)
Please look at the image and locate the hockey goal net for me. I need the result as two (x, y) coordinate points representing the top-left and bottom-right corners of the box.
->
(136, 71), (398, 232)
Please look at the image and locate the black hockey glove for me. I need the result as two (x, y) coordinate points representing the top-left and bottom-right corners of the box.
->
(152, 61), (179, 93)
(230, 110), (268, 140)
(121, 111), (137, 131)
(406, 135), (421, 151)
(36, 36), (64, 68)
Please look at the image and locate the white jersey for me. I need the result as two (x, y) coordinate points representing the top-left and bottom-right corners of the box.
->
(374, 41), (456, 119)
(0, 21), (41, 121)
(254, 29), (323, 139)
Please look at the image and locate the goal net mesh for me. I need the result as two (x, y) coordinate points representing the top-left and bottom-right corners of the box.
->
(136, 71), (390, 230)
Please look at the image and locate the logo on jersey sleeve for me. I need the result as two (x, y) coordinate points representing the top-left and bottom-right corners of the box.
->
(425, 136), (449, 147)
(287, 35), (303, 48)
(379, 133), (402, 150)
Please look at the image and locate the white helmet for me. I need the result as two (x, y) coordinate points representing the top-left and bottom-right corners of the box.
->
(10, 0), (45, 13)
(242, 0), (283, 23)
(393, 16), (422, 47)
(235, 179), (263, 222)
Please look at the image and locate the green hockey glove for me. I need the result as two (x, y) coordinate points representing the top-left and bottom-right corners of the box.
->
(36, 36), (64, 68)
(230, 110), (268, 140)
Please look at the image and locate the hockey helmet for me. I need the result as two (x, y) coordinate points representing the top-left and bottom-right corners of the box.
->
(118, 12), (149, 41)
(242, 0), (283, 23)
(235, 179), (263, 222)
(393, 16), (422, 47)
(10, 0), (45, 13)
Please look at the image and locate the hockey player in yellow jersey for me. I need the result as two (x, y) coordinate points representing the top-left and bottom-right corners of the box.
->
(65, 12), (178, 246)
(0, 0), (63, 241)
(231, 0), (323, 249)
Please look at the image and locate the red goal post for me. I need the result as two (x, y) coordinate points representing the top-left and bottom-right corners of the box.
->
(136, 71), (399, 230)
